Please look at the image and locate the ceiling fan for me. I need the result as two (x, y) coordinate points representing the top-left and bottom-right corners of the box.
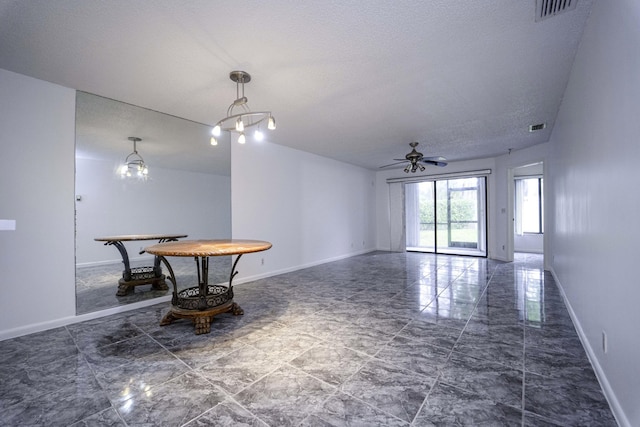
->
(379, 142), (448, 173)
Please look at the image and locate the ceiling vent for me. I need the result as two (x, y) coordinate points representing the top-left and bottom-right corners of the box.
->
(535, 0), (578, 22)
(529, 123), (546, 132)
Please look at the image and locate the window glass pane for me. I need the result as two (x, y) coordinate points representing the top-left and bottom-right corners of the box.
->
(521, 178), (541, 233)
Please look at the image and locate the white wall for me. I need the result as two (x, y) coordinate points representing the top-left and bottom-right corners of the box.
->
(76, 157), (231, 265)
(0, 69), (76, 333)
(546, 2), (640, 425)
(513, 234), (543, 253)
(231, 140), (376, 281)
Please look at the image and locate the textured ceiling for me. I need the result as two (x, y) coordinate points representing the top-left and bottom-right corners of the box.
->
(0, 0), (593, 171)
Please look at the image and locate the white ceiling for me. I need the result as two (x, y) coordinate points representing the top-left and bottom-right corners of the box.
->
(0, 0), (593, 171)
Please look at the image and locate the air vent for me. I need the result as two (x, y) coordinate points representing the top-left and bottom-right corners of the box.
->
(535, 0), (578, 22)
(529, 123), (546, 132)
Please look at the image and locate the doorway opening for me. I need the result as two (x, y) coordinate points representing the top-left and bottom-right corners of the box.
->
(512, 162), (544, 256)
(405, 176), (487, 256)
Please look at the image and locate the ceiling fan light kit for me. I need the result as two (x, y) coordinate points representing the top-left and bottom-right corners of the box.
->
(210, 71), (276, 146)
(380, 142), (448, 173)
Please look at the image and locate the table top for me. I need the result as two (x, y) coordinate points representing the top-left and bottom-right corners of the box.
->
(143, 239), (272, 257)
(95, 234), (188, 242)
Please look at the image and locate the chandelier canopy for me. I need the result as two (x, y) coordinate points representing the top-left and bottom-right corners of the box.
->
(119, 137), (149, 179)
(210, 71), (276, 146)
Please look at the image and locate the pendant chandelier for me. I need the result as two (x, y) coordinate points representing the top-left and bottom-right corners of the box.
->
(119, 137), (149, 179)
(210, 71), (276, 146)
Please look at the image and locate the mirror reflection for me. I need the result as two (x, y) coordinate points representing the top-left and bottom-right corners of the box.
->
(75, 92), (232, 314)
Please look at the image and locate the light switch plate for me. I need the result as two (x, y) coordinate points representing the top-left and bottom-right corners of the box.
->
(0, 219), (16, 231)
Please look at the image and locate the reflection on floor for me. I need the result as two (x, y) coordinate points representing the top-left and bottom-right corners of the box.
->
(1, 252), (617, 426)
(76, 257), (232, 314)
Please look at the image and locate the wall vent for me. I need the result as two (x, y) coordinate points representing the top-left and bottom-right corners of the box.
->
(535, 0), (578, 22)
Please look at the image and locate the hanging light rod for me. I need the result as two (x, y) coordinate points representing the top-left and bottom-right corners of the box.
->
(210, 71), (276, 146)
(119, 136), (149, 179)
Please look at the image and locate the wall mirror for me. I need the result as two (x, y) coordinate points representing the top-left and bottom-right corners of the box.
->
(75, 91), (232, 315)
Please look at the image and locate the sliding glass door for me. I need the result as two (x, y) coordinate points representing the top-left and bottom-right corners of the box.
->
(406, 176), (487, 256)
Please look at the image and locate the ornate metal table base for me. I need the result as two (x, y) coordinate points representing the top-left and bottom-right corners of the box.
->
(160, 301), (244, 335)
(116, 274), (168, 296)
(95, 235), (186, 297)
(157, 253), (245, 335)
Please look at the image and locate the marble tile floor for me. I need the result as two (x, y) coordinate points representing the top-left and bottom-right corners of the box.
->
(0, 252), (617, 426)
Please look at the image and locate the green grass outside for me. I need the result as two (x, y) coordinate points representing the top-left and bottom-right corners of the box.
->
(418, 227), (478, 248)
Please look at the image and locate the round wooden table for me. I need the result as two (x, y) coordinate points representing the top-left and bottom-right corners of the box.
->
(144, 239), (272, 335)
(95, 234), (188, 296)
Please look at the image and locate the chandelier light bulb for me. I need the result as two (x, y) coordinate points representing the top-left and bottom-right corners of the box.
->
(120, 165), (128, 176)
(212, 125), (221, 137)
(267, 115), (276, 130)
(254, 129), (264, 141)
(235, 118), (244, 132)
(238, 133), (246, 144)
(210, 136), (218, 146)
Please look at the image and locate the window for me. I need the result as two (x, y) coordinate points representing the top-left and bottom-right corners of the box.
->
(515, 177), (543, 234)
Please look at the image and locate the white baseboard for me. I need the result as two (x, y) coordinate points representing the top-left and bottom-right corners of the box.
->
(0, 295), (172, 341)
(234, 248), (377, 285)
(549, 267), (628, 427)
(76, 255), (154, 269)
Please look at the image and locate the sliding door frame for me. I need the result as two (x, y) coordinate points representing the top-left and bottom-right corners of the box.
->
(393, 170), (490, 257)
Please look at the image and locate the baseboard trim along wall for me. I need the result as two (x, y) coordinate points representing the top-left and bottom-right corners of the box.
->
(234, 248), (376, 286)
(0, 295), (172, 342)
(549, 267), (629, 427)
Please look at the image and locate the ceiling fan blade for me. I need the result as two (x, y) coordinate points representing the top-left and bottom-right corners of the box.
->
(421, 160), (448, 167)
(379, 161), (408, 168)
(422, 156), (447, 162)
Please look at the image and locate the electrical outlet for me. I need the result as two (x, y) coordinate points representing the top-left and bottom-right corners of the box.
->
(602, 331), (608, 354)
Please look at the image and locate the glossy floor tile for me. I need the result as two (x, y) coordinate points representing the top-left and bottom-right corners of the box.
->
(0, 252), (617, 426)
